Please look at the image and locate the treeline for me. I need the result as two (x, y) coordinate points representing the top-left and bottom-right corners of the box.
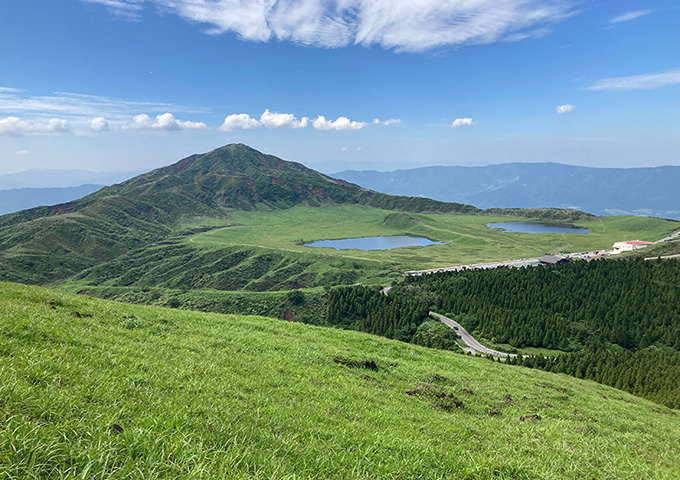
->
(405, 258), (680, 351)
(327, 258), (680, 409)
(510, 348), (680, 409)
(327, 286), (459, 350)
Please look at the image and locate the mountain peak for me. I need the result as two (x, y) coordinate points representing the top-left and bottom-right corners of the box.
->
(154, 143), (313, 178)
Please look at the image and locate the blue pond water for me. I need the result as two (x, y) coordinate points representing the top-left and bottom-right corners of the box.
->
(305, 235), (443, 251)
(487, 222), (589, 234)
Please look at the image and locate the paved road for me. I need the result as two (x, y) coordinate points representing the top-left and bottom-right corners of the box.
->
(654, 230), (680, 244)
(645, 253), (680, 260)
(407, 258), (542, 276)
(430, 312), (516, 358)
(406, 250), (604, 276)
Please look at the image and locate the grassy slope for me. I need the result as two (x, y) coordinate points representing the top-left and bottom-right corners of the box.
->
(192, 207), (677, 269)
(629, 240), (680, 259)
(61, 285), (330, 326)
(2, 282), (679, 479)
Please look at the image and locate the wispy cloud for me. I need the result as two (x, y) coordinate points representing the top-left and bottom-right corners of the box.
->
(0, 88), (208, 135)
(452, 118), (476, 128)
(0, 117), (70, 136)
(586, 68), (680, 91)
(82, 0), (144, 19)
(0, 87), (24, 93)
(15, 150), (30, 155)
(556, 104), (575, 114)
(373, 118), (401, 126)
(0, 90), (204, 122)
(82, 0), (575, 52)
(609, 10), (653, 24)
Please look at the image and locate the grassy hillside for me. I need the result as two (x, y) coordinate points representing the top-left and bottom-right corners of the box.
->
(61, 206), (678, 296)
(1, 282), (680, 479)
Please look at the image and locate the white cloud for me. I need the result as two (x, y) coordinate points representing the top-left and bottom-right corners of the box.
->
(88, 116), (110, 132)
(15, 150), (30, 155)
(556, 104), (575, 114)
(220, 113), (261, 131)
(0, 116), (70, 136)
(610, 10), (653, 24)
(260, 109), (308, 128)
(82, 0), (575, 52)
(0, 87), (23, 93)
(313, 115), (365, 131)
(451, 118), (476, 128)
(373, 118), (401, 126)
(125, 112), (207, 131)
(340, 147), (347, 152)
(586, 68), (680, 91)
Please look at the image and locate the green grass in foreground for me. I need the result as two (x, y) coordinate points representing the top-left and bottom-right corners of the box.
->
(59, 284), (330, 325)
(191, 205), (678, 271)
(2, 282), (680, 479)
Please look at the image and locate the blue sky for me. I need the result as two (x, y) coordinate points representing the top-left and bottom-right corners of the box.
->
(1, 0), (679, 174)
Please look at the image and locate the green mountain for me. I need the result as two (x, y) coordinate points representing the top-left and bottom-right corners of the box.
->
(0, 143), (597, 287)
(2, 281), (679, 479)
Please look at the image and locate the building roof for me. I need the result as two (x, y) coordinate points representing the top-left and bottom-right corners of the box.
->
(539, 255), (567, 265)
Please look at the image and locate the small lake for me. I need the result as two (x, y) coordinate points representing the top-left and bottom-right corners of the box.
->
(487, 222), (589, 234)
(305, 235), (443, 251)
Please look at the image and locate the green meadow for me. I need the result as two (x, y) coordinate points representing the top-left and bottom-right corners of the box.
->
(191, 205), (678, 270)
(2, 281), (680, 479)
(57, 206), (678, 318)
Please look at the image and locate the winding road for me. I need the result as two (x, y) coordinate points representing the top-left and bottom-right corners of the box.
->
(429, 312), (516, 358)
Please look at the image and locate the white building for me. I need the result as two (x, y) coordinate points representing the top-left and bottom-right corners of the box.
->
(612, 240), (653, 254)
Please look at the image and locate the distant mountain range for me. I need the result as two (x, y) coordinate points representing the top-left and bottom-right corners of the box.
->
(332, 163), (680, 220)
(0, 185), (104, 216)
(0, 169), (141, 215)
(0, 169), (141, 190)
